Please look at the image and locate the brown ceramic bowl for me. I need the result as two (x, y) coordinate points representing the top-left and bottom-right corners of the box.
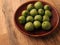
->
(14, 0), (59, 37)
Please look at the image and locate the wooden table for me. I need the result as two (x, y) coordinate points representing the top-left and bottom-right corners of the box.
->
(0, 0), (60, 45)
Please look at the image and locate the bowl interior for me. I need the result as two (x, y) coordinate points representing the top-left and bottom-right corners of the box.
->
(14, 1), (59, 37)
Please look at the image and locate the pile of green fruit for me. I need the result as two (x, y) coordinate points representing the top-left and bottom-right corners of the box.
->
(18, 1), (52, 31)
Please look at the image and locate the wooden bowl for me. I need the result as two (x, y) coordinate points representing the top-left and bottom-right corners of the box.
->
(14, 0), (59, 37)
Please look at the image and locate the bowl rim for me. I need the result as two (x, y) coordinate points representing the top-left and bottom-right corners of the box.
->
(14, 0), (59, 37)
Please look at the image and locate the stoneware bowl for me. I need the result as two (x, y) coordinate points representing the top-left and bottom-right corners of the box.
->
(14, 0), (59, 37)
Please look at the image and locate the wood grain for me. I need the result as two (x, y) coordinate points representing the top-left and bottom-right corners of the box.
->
(0, 0), (60, 45)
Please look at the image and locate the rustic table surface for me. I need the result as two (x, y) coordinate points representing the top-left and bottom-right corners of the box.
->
(0, 0), (60, 45)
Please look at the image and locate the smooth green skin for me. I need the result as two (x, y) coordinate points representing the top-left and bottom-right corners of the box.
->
(26, 16), (34, 22)
(43, 15), (50, 21)
(18, 16), (26, 24)
(27, 4), (34, 11)
(42, 21), (51, 30)
(45, 10), (52, 17)
(22, 10), (28, 17)
(34, 15), (42, 22)
(34, 2), (43, 9)
(25, 22), (34, 31)
(44, 5), (50, 10)
(33, 21), (41, 29)
(30, 9), (38, 16)
(38, 9), (44, 15)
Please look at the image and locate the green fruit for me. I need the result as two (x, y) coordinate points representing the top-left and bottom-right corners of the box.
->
(18, 16), (25, 24)
(44, 5), (50, 10)
(34, 15), (42, 22)
(27, 4), (34, 11)
(33, 21), (41, 29)
(42, 21), (51, 30)
(45, 10), (52, 17)
(43, 15), (50, 21)
(22, 10), (28, 17)
(38, 9), (44, 15)
(30, 9), (38, 16)
(26, 16), (34, 22)
(34, 2), (43, 9)
(25, 22), (34, 31)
